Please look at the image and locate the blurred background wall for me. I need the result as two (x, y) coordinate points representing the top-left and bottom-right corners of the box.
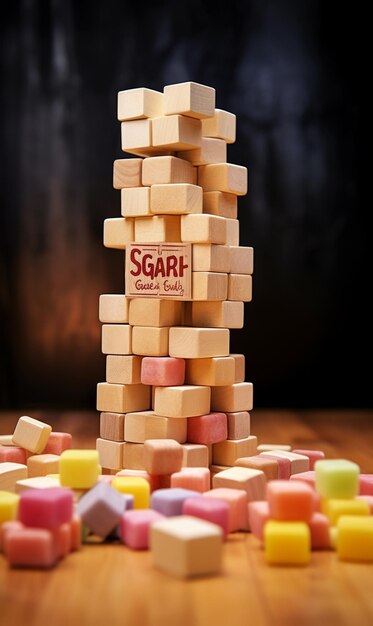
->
(0, 0), (366, 409)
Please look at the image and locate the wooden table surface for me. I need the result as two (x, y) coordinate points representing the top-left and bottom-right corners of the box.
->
(1, 409), (373, 626)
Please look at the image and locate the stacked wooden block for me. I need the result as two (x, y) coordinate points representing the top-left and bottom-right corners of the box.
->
(97, 81), (256, 479)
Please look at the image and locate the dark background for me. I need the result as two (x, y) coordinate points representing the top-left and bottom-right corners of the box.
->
(0, 0), (367, 410)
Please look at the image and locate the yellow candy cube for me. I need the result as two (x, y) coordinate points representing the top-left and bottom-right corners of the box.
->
(337, 516), (373, 562)
(322, 498), (370, 526)
(264, 520), (311, 565)
(60, 450), (100, 489)
(111, 477), (150, 509)
(0, 491), (19, 523)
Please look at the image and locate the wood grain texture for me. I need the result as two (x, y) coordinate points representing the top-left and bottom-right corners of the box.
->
(1, 409), (373, 626)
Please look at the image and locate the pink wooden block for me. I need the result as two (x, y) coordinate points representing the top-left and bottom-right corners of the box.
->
(120, 509), (165, 549)
(182, 496), (230, 536)
(203, 488), (248, 532)
(0, 520), (23, 552)
(51, 522), (71, 559)
(248, 501), (270, 540)
(289, 471), (316, 489)
(116, 469), (161, 492)
(141, 357), (185, 386)
(187, 413), (227, 445)
(43, 432), (72, 455)
(19, 487), (74, 530)
(267, 480), (314, 522)
(359, 474), (373, 496)
(4, 528), (57, 568)
(70, 514), (82, 551)
(0, 445), (27, 465)
(171, 468), (211, 493)
(292, 449), (325, 470)
(357, 495), (373, 514)
(259, 453), (291, 479)
(309, 512), (330, 549)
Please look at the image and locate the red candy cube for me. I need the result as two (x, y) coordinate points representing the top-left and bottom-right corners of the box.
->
(267, 480), (314, 522)
(187, 413), (227, 445)
(141, 357), (185, 386)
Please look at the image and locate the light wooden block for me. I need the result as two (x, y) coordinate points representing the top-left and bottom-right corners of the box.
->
(27, 454), (60, 478)
(235, 455), (278, 481)
(142, 156), (196, 186)
(178, 137), (227, 166)
(96, 382), (151, 413)
(211, 382), (253, 412)
(132, 326), (169, 356)
(152, 115), (201, 151)
(150, 515), (222, 578)
(100, 412), (125, 442)
(123, 443), (146, 470)
(182, 444), (210, 468)
(12, 416), (52, 454)
(103, 217), (134, 249)
(203, 191), (237, 219)
(181, 214), (226, 244)
(121, 187), (151, 217)
(129, 298), (183, 327)
(257, 444), (292, 453)
(144, 439), (183, 475)
(164, 82), (215, 119)
(227, 412), (250, 440)
(150, 184), (202, 215)
(101, 324), (132, 355)
(227, 274), (252, 302)
(113, 158), (143, 189)
(0, 435), (16, 447)
(260, 451), (310, 475)
(134, 215), (181, 243)
(154, 385), (210, 418)
(185, 356), (235, 387)
(106, 355), (143, 384)
(192, 244), (230, 273)
(15, 476), (60, 494)
(198, 164), (247, 196)
(169, 327), (230, 358)
(124, 411), (187, 444)
(191, 301), (244, 329)
(229, 246), (254, 274)
(99, 295), (129, 323)
(96, 438), (125, 471)
(201, 109), (236, 143)
(121, 119), (152, 153)
(212, 436), (258, 466)
(192, 272), (228, 301)
(0, 463), (28, 492)
(231, 354), (245, 382)
(117, 88), (163, 121)
(225, 218), (239, 245)
(212, 466), (266, 502)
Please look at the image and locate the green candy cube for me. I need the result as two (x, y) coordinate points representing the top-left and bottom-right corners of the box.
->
(315, 459), (359, 499)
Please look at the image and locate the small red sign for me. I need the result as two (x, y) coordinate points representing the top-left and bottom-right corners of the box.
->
(125, 243), (192, 300)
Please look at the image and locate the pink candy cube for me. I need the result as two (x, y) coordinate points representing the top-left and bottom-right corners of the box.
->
(203, 488), (248, 532)
(43, 432), (72, 455)
(259, 453), (291, 479)
(359, 474), (373, 496)
(4, 528), (57, 568)
(289, 471), (316, 489)
(248, 501), (270, 540)
(141, 357), (185, 386)
(120, 509), (165, 549)
(292, 449), (325, 470)
(309, 512), (330, 549)
(267, 480), (314, 522)
(182, 496), (230, 536)
(0, 445), (27, 465)
(70, 514), (82, 551)
(171, 468), (211, 493)
(51, 522), (71, 558)
(19, 487), (74, 530)
(0, 520), (24, 552)
(187, 413), (228, 445)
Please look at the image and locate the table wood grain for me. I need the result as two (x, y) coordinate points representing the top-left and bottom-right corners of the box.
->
(1, 409), (372, 626)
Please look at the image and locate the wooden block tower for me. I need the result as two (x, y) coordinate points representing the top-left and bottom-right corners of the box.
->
(97, 82), (256, 479)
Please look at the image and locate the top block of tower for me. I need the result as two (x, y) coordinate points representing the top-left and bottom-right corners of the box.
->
(164, 82), (216, 119)
(117, 88), (164, 121)
(202, 109), (236, 144)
